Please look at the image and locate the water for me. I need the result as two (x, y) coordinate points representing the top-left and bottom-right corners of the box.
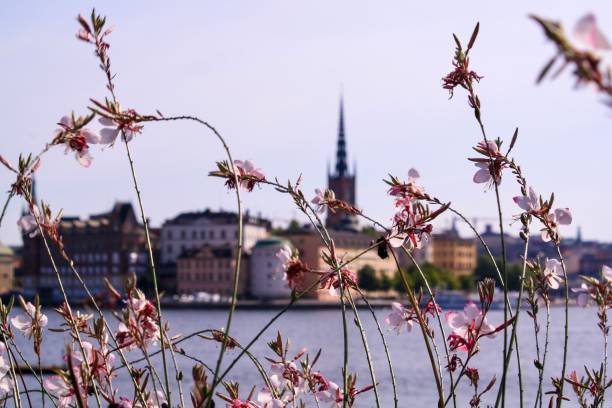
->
(10, 306), (609, 407)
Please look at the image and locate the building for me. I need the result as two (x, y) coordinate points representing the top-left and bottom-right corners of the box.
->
(0, 243), (14, 294)
(176, 244), (249, 297)
(281, 225), (398, 299)
(160, 209), (270, 264)
(250, 237), (293, 299)
(326, 98), (358, 231)
(21, 202), (154, 302)
(430, 226), (477, 276)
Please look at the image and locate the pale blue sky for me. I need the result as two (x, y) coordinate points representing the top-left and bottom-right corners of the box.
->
(1, 1), (610, 246)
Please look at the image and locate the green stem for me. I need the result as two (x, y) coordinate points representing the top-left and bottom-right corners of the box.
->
(554, 245), (569, 408)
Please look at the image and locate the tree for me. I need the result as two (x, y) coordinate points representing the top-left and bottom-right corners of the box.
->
(357, 265), (379, 291)
(474, 255), (524, 291)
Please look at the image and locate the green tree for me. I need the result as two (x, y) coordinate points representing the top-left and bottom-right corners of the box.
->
(357, 265), (379, 291)
(474, 255), (524, 291)
(379, 274), (392, 291)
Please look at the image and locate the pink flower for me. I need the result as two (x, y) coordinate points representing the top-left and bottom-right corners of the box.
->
(471, 141), (507, 186)
(311, 188), (333, 214)
(55, 115), (101, 167)
(115, 293), (160, 350)
(234, 160), (265, 191)
(385, 302), (413, 333)
(256, 387), (286, 407)
(99, 115), (143, 145)
(541, 208), (572, 242)
(445, 302), (495, 352)
(572, 283), (590, 307)
(543, 259), (563, 289)
(17, 206), (41, 238)
(574, 13), (611, 51)
(603, 265), (612, 282)
(513, 186), (541, 214)
(45, 374), (78, 408)
(11, 301), (48, 337)
(320, 267), (357, 296)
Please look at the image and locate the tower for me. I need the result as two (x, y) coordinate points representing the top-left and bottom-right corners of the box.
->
(326, 97), (358, 231)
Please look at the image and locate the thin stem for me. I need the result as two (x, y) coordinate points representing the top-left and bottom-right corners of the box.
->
(355, 288), (398, 408)
(389, 248), (444, 407)
(496, 235), (529, 408)
(28, 200), (103, 408)
(345, 289), (380, 408)
(554, 245), (569, 408)
(0, 331), (21, 408)
(401, 247), (456, 407)
(0, 193), (12, 230)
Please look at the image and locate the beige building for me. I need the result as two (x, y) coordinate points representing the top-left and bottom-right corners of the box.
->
(430, 228), (477, 276)
(281, 227), (399, 299)
(0, 243), (14, 294)
(176, 244), (249, 297)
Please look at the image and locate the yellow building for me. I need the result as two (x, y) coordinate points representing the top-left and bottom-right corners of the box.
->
(281, 227), (398, 299)
(0, 243), (14, 294)
(430, 228), (477, 276)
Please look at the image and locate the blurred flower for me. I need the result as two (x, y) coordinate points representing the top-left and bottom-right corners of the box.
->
(543, 258), (563, 289)
(446, 302), (496, 352)
(385, 302), (414, 333)
(234, 160), (265, 191)
(17, 206), (41, 238)
(55, 115), (101, 167)
(11, 301), (48, 337)
(574, 13), (611, 51)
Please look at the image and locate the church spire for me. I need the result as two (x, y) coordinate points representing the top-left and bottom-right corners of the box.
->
(335, 97), (348, 177)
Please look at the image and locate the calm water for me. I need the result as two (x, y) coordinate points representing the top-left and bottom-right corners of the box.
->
(11, 306), (609, 407)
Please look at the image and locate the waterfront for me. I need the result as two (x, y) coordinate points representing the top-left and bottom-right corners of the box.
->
(10, 305), (609, 406)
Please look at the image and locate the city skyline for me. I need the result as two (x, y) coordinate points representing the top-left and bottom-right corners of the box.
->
(2, 1), (611, 247)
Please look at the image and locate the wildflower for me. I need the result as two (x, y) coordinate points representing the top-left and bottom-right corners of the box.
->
(54, 115), (101, 167)
(234, 160), (265, 191)
(471, 141), (507, 186)
(445, 302), (496, 352)
(115, 292), (160, 350)
(541, 208), (572, 242)
(442, 55), (483, 98)
(312, 188), (336, 214)
(275, 247), (308, 290)
(604, 265), (612, 282)
(385, 302), (414, 333)
(11, 301), (48, 337)
(0, 355), (12, 398)
(98, 112), (144, 145)
(256, 387), (287, 407)
(17, 206), (41, 238)
(44, 374), (78, 408)
(320, 267), (357, 296)
(574, 13), (611, 51)
(513, 186), (542, 215)
(572, 283), (591, 307)
(543, 259), (563, 289)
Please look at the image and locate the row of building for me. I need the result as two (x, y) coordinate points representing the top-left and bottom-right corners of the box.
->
(1, 98), (607, 302)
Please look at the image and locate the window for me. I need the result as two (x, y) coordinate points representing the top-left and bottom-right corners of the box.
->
(180, 230), (186, 239)
(167, 245), (173, 254)
(221, 230), (226, 239)
(200, 230), (206, 239)
(209, 230), (215, 239)
(192, 230), (197, 239)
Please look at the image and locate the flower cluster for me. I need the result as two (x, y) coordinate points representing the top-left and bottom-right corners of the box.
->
(115, 290), (160, 351)
(384, 169), (448, 249)
(311, 188), (359, 215)
(445, 302), (497, 353)
(441, 24), (483, 99)
(531, 13), (612, 103)
(512, 186), (572, 242)
(210, 160), (265, 192)
(469, 140), (508, 187)
(385, 298), (441, 334)
(275, 246), (310, 290)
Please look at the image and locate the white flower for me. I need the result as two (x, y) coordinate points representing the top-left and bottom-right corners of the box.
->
(17, 206), (41, 238)
(385, 302), (413, 334)
(543, 259), (563, 289)
(11, 301), (48, 337)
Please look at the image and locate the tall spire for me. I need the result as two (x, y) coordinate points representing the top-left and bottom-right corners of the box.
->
(335, 96), (348, 177)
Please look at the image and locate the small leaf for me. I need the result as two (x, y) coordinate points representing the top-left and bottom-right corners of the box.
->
(467, 22), (480, 51)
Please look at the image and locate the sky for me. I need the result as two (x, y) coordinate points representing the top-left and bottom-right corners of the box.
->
(0, 1), (611, 246)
